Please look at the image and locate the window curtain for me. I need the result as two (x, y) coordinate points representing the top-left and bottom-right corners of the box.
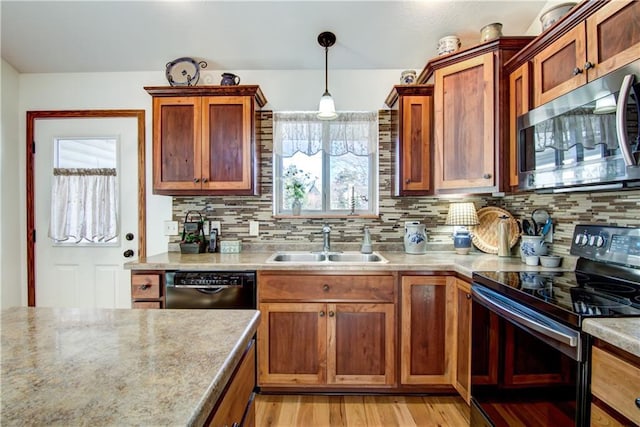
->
(534, 109), (617, 152)
(49, 168), (118, 243)
(273, 111), (378, 157)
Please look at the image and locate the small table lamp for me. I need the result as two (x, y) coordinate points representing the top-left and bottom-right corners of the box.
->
(445, 202), (479, 255)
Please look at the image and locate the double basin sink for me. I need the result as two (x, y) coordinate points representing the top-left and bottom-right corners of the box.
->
(266, 251), (388, 264)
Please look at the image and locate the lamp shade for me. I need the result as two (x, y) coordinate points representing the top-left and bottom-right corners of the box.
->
(445, 202), (479, 226)
(318, 91), (337, 120)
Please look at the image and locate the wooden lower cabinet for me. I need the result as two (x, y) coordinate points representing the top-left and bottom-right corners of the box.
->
(257, 271), (396, 389)
(590, 342), (640, 426)
(207, 339), (256, 427)
(454, 278), (472, 403)
(400, 275), (455, 387)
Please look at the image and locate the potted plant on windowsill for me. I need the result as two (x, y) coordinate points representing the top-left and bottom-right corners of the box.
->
(284, 165), (312, 216)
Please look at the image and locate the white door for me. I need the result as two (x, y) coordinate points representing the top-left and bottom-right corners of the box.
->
(35, 118), (138, 308)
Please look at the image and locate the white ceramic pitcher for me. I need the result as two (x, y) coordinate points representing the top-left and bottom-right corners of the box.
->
(404, 221), (427, 254)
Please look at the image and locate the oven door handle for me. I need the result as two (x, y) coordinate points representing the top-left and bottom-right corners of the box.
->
(472, 285), (579, 348)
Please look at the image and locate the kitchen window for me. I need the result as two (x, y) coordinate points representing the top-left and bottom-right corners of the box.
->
(273, 112), (378, 217)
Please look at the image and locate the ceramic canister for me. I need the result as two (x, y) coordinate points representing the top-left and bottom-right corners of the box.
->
(519, 235), (548, 263)
(437, 36), (461, 56)
(404, 221), (427, 254)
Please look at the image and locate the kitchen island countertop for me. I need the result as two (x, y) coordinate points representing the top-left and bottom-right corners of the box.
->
(1, 307), (260, 426)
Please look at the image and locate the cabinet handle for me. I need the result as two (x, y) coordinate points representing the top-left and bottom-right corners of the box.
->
(584, 61), (594, 70)
(636, 397), (640, 409)
(572, 67), (583, 76)
(319, 311), (325, 317)
(193, 178), (200, 183)
(483, 173), (492, 179)
(323, 284), (330, 292)
(329, 311), (335, 317)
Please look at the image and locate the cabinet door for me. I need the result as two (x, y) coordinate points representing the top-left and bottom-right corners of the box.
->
(257, 302), (326, 386)
(586, 0), (640, 81)
(328, 303), (395, 386)
(434, 52), (495, 191)
(454, 279), (471, 404)
(400, 275), (455, 385)
(202, 96), (254, 192)
(152, 96), (202, 192)
(508, 62), (530, 188)
(398, 95), (432, 195)
(533, 23), (587, 107)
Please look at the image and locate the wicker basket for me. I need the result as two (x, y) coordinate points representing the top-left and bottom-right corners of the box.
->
(470, 207), (520, 254)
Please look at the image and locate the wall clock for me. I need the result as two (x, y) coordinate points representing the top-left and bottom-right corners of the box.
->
(165, 57), (207, 86)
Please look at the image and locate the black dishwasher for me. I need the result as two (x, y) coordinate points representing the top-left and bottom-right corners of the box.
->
(165, 271), (256, 309)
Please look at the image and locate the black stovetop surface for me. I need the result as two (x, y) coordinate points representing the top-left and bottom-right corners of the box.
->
(472, 265), (640, 328)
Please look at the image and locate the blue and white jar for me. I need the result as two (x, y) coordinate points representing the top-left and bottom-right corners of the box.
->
(404, 221), (427, 254)
(519, 235), (548, 262)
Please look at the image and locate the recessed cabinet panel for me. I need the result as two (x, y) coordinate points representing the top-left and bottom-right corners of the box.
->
(160, 104), (197, 183)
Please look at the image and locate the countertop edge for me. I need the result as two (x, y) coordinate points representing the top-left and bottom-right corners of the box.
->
(189, 310), (262, 427)
(583, 318), (640, 358)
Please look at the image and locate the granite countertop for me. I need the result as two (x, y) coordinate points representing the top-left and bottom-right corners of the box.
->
(1, 307), (261, 426)
(126, 250), (576, 280)
(582, 318), (640, 358)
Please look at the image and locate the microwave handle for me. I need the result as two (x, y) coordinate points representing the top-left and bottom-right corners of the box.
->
(616, 74), (637, 167)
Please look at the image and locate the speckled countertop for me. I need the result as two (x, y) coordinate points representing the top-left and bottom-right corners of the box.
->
(583, 318), (640, 358)
(125, 250), (576, 279)
(1, 307), (260, 426)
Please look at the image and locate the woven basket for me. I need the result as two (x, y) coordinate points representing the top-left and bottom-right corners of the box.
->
(470, 207), (520, 254)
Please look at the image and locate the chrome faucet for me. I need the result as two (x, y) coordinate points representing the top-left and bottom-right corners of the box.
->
(320, 223), (331, 253)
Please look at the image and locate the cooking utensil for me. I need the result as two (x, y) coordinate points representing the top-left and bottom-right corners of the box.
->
(522, 219), (534, 236)
(540, 217), (553, 237)
(532, 209), (550, 235)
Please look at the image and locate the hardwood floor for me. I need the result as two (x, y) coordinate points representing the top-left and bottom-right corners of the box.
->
(255, 394), (470, 426)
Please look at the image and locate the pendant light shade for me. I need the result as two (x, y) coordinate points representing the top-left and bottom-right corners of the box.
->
(317, 31), (337, 120)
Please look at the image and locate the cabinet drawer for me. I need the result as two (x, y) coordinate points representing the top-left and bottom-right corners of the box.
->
(259, 274), (395, 302)
(591, 346), (640, 425)
(131, 274), (161, 299)
(132, 301), (162, 309)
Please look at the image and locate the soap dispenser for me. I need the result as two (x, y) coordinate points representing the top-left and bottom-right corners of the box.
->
(361, 226), (373, 254)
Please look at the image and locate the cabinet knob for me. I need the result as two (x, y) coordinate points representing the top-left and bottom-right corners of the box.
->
(140, 284), (150, 290)
(466, 293), (472, 300)
(483, 173), (492, 179)
(636, 397), (640, 409)
(584, 61), (594, 70)
(572, 67), (583, 76)
(329, 311), (335, 317)
(202, 178), (208, 183)
(319, 311), (325, 317)
(193, 178), (200, 183)
(405, 179), (411, 184)
(323, 284), (330, 292)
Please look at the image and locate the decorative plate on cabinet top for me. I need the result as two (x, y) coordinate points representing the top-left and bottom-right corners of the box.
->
(470, 207), (520, 254)
(165, 57), (207, 87)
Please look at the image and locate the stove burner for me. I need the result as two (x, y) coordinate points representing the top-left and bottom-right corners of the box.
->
(583, 282), (637, 293)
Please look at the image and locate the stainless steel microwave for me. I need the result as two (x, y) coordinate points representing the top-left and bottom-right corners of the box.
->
(517, 60), (640, 192)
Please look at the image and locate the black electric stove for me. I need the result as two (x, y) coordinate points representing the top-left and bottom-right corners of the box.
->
(473, 224), (640, 328)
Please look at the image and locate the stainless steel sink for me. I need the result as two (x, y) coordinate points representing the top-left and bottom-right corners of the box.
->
(327, 253), (386, 263)
(268, 253), (327, 262)
(266, 252), (387, 264)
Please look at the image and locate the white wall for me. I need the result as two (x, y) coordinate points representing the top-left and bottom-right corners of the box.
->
(1, 59), (22, 307)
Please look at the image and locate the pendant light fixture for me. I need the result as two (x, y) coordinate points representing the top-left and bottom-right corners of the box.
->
(317, 31), (338, 120)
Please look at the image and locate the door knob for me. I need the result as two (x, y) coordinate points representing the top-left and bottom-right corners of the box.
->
(123, 249), (134, 258)
(125, 233), (134, 241)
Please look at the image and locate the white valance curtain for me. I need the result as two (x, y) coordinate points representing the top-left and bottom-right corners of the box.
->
(534, 109), (617, 152)
(49, 168), (118, 243)
(273, 111), (378, 157)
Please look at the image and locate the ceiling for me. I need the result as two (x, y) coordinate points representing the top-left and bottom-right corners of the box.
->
(1, 1), (549, 74)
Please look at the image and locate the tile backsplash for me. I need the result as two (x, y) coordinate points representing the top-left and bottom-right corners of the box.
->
(171, 110), (640, 255)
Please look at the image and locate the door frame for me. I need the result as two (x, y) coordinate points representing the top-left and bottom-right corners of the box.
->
(26, 110), (146, 307)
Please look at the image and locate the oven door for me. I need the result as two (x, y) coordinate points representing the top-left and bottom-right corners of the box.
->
(470, 284), (590, 427)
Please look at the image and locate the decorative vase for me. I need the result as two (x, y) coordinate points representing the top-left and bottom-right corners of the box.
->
(519, 235), (548, 263)
(453, 229), (473, 255)
(404, 221), (427, 254)
(292, 200), (302, 216)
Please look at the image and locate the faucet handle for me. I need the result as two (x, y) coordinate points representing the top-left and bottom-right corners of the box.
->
(322, 224), (331, 233)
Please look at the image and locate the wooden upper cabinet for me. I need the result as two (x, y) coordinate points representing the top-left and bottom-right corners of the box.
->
(390, 85), (434, 196)
(508, 62), (531, 188)
(533, 0), (640, 107)
(146, 86), (266, 196)
(434, 52), (496, 192)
